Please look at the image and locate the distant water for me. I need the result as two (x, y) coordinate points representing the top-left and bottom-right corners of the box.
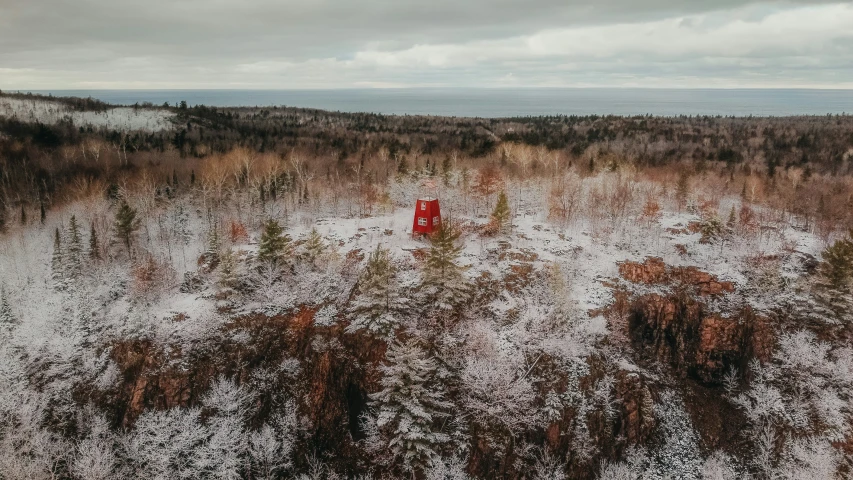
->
(25, 88), (853, 117)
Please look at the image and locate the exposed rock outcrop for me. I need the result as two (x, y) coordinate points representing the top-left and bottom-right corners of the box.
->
(618, 258), (772, 384)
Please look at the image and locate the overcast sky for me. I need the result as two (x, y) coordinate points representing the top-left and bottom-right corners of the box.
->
(2, 0), (852, 89)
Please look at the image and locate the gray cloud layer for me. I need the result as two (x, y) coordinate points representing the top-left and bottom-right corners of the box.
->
(1, 0), (851, 88)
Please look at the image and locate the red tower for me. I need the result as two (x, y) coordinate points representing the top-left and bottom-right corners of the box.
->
(412, 180), (441, 235)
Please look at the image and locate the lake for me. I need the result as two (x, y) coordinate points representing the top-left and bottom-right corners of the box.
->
(26, 88), (853, 117)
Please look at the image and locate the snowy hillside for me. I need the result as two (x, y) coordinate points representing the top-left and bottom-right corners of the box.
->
(0, 96), (175, 132)
(1, 164), (850, 478)
(0, 99), (852, 478)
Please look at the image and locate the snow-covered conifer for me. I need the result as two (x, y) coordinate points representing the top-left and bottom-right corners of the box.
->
(171, 204), (192, 246)
(88, 221), (100, 260)
(421, 220), (469, 311)
(51, 227), (66, 290)
(258, 219), (291, 264)
(114, 200), (139, 253)
(371, 338), (453, 473)
(425, 455), (472, 480)
(815, 229), (853, 321)
(66, 215), (83, 279)
(218, 250), (238, 291)
(347, 245), (408, 337)
(205, 220), (221, 262)
(0, 286), (16, 329)
(490, 190), (511, 233)
(301, 227), (326, 267)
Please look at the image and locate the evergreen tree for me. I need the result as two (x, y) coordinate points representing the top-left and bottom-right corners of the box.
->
(258, 219), (291, 263)
(421, 220), (469, 311)
(727, 205), (737, 229)
(819, 230), (853, 291)
(70, 292), (95, 348)
(699, 215), (723, 244)
(491, 190), (511, 234)
(114, 200), (139, 253)
(346, 245), (408, 337)
(51, 227), (65, 290)
(371, 339), (452, 473)
(89, 221), (100, 259)
(0, 286), (17, 329)
(40, 199), (46, 224)
(218, 250), (238, 291)
(206, 220), (221, 262)
(301, 228), (326, 267)
(0, 200), (6, 233)
(814, 230), (853, 322)
(20, 203), (26, 225)
(66, 215), (83, 279)
(172, 204), (192, 245)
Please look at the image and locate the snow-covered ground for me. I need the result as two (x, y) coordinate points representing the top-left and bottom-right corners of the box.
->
(0, 171), (846, 478)
(0, 97), (175, 131)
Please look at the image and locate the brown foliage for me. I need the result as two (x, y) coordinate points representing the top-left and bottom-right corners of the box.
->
(473, 165), (503, 197)
(131, 254), (176, 296)
(228, 220), (249, 244)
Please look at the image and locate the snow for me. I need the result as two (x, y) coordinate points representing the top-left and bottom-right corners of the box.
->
(0, 97), (175, 132)
(0, 169), (845, 478)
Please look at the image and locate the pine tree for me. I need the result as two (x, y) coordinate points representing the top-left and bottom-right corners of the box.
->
(819, 230), (853, 291)
(815, 230), (853, 322)
(172, 204), (192, 245)
(89, 221), (100, 259)
(302, 228), (326, 267)
(20, 203), (26, 225)
(0, 286), (17, 329)
(0, 200), (6, 233)
(66, 215), (83, 279)
(346, 245), (408, 337)
(421, 220), (469, 311)
(71, 292), (95, 348)
(371, 339), (452, 473)
(699, 215), (723, 244)
(491, 190), (511, 234)
(727, 205), (737, 230)
(51, 227), (65, 290)
(258, 219), (291, 264)
(218, 250), (238, 291)
(114, 200), (139, 253)
(206, 220), (221, 262)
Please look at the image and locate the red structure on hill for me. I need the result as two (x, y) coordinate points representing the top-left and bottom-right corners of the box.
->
(412, 180), (441, 235)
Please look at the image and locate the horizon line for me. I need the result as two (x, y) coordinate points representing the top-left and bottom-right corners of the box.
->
(6, 86), (853, 92)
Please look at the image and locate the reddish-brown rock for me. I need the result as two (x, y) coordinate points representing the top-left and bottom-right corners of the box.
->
(619, 257), (734, 296)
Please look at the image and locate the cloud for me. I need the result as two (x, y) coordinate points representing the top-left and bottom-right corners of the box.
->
(0, 0), (851, 88)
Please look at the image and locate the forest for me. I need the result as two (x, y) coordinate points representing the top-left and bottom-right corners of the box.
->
(0, 92), (852, 479)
